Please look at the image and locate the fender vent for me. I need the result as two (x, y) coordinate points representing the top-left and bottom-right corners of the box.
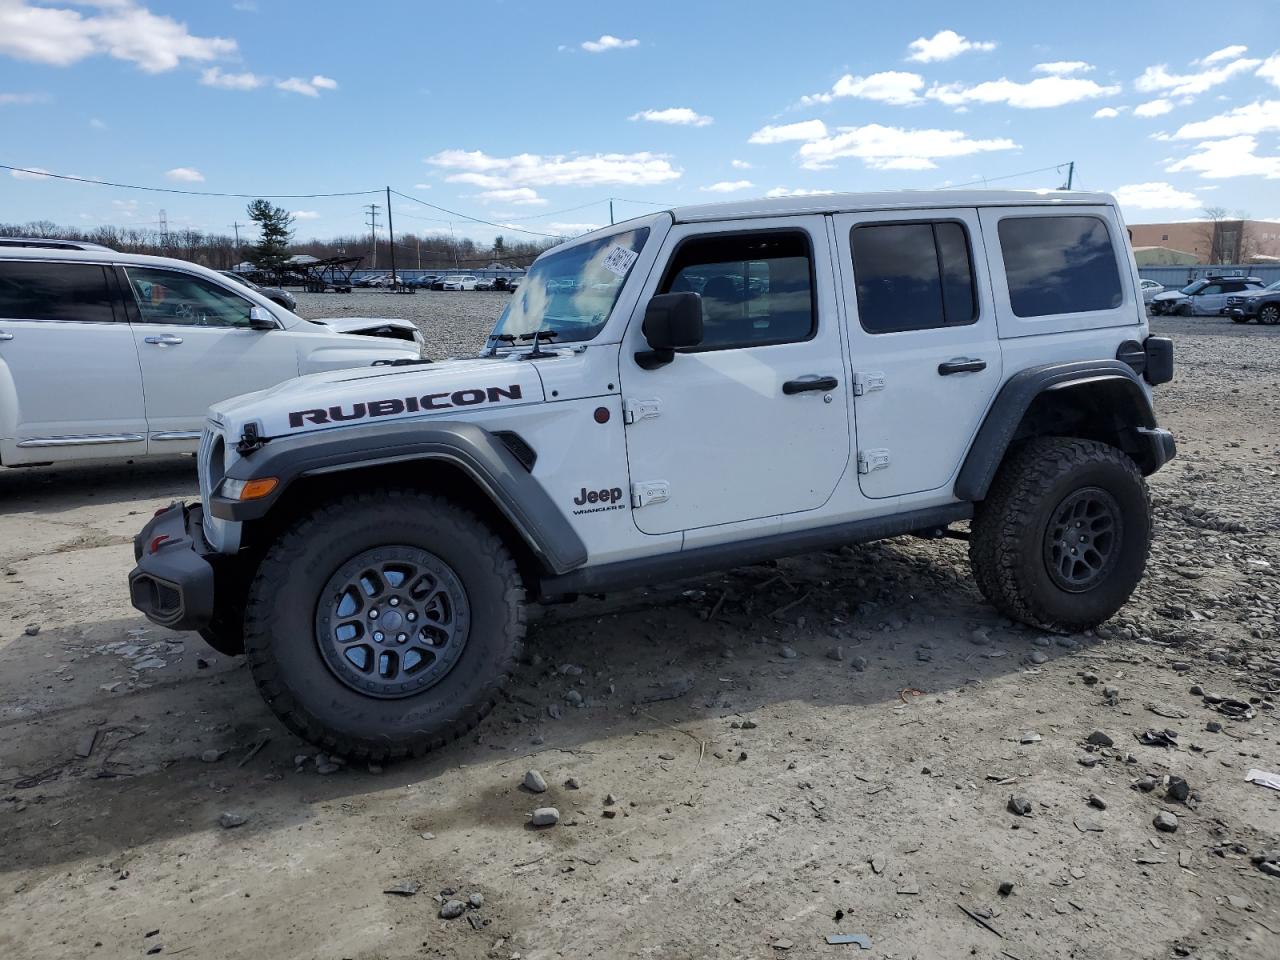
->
(494, 431), (536, 471)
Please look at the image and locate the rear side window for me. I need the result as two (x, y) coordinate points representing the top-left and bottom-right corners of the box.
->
(997, 216), (1123, 317)
(659, 230), (814, 351)
(0, 261), (118, 323)
(851, 221), (977, 333)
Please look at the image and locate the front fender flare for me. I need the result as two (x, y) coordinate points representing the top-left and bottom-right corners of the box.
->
(955, 360), (1164, 502)
(209, 420), (588, 576)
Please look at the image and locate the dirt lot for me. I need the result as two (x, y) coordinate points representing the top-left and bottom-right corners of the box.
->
(1, 296), (1277, 960)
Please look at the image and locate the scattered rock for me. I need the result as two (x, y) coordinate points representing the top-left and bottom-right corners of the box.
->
(218, 812), (247, 829)
(439, 899), (466, 919)
(200, 749), (224, 763)
(1080, 672), (1099, 685)
(1087, 794), (1107, 810)
(1007, 795), (1032, 816)
(604, 793), (618, 806)
(1028, 650), (1049, 665)
(850, 656), (868, 672)
(998, 881), (1014, 896)
(23, 624), (40, 636)
(778, 645), (798, 660)
(1087, 731), (1114, 747)
(529, 807), (559, 827)
(1167, 776), (1190, 803)
(468, 892), (484, 909)
(384, 881), (419, 896)
(1136, 776), (1159, 792)
(564, 776), (581, 790)
(523, 769), (548, 793)
(1154, 811), (1179, 833)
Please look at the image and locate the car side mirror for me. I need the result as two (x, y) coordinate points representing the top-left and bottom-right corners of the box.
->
(636, 292), (703, 370)
(248, 305), (277, 331)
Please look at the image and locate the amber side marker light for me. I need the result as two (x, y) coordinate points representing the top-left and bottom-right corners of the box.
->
(221, 477), (280, 501)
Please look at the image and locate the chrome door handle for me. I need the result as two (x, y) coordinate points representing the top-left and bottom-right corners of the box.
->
(144, 334), (184, 345)
(0, 331), (13, 341)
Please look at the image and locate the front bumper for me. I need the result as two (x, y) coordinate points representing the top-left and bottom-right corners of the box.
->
(1227, 308), (1254, 320)
(128, 502), (217, 632)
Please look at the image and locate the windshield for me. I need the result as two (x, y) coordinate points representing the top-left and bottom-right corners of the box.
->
(491, 227), (650, 345)
(1179, 280), (1207, 295)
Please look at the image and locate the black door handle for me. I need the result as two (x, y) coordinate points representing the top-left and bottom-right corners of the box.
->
(938, 358), (987, 375)
(783, 375), (839, 395)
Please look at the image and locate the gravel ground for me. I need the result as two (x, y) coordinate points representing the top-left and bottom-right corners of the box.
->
(293, 288), (510, 359)
(0, 312), (1277, 959)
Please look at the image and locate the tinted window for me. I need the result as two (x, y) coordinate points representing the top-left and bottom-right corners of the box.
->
(1198, 284), (1222, 296)
(850, 221), (977, 333)
(0, 261), (117, 323)
(660, 231), (814, 350)
(998, 216), (1123, 318)
(125, 267), (254, 327)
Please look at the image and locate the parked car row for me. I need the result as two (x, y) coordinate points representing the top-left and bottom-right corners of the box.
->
(1148, 275), (1270, 317)
(351, 273), (521, 291)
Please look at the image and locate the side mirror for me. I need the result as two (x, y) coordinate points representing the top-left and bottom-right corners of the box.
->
(636, 292), (702, 369)
(248, 305), (277, 331)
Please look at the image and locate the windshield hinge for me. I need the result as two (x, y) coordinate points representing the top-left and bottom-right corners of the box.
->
(631, 480), (670, 508)
(623, 398), (662, 424)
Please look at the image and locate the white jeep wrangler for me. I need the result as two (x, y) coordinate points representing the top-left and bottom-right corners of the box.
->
(130, 190), (1176, 761)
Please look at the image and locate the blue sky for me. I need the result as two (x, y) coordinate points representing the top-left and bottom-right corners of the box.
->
(2, 0), (1279, 246)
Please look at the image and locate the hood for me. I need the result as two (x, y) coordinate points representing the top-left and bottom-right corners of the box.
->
(307, 315), (420, 336)
(1152, 290), (1186, 301)
(209, 356), (544, 438)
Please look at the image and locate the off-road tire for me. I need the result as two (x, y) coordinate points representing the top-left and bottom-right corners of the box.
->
(969, 438), (1151, 632)
(1259, 304), (1279, 325)
(243, 490), (525, 762)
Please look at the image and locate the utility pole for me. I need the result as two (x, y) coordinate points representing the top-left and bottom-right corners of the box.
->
(1062, 161), (1075, 190)
(364, 203), (381, 271)
(416, 235), (421, 271)
(157, 209), (169, 249)
(609, 198), (615, 225)
(228, 221), (243, 267)
(385, 186), (398, 286)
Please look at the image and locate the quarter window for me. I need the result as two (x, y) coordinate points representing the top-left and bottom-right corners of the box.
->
(850, 221), (977, 334)
(997, 216), (1123, 318)
(659, 231), (814, 350)
(0, 261), (118, 323)
(125, 267), (256, 327)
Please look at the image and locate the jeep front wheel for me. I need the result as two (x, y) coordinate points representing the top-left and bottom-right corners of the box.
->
(969, 438), (1151, 632)
(243, 490), (525, 762)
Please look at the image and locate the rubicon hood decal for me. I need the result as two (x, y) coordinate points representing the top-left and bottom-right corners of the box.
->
(289, 384), (523, 428)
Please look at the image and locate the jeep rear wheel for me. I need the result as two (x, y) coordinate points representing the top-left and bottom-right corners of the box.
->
(243, 490), (525, 762)
(969, 438), (1151, 632)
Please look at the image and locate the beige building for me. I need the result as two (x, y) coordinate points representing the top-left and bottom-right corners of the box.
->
(1132, 245), (1199, 267)
(1127, 220), (1280, 264)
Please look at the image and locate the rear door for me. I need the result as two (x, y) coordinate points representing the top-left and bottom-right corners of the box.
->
(831, 209), (1000, 499)
(0, 259), (147, 463)
(121, 265), (302, 445)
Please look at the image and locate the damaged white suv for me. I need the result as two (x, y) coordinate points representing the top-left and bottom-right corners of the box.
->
(130, 190), (1176, 761)
(0, 244), (421, 467)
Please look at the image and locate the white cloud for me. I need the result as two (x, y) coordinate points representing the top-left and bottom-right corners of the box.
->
(629, 107), (712, 127)
(165, 166), (204, 182)
(748, 119), (828, 144)
(581, 34), (638, 53)
(427, 149), (680, 188)
(1135, 54), (1260, 97)
(10, 166), (51, 180)
(905, 29), (994, 63)
(276, 75), (337, 97)
(1199, 45), (1248, 66)
(0, 91), (47, 105)
(1167, 135), (1280, 179)
(1112, 181), (1200, 210)
(291, 210), (320, 220)
(796, 123), (1018, 171)
(1093, 106), (1122, 118)
(1134, 98), (1174, 117)
(549, 222), (602, 235)
(0, 0), (236, 73)
(200, 66), (263, 90)
(730, 159), (751, 169)
(765, 187), (832, 198)
(700, 180), (753, 193)
(412, 182), (432, 189)
(1172, 99), (1280, 139)
(927, 75), (1121, 109)
(1261, 53), (1280, 88)
(1033, 61), (1094, 76)
(477, 187), (547, 206)
(801, 71), (925, 106)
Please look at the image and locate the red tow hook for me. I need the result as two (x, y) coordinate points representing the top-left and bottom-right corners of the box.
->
(149, 535), (172, 554)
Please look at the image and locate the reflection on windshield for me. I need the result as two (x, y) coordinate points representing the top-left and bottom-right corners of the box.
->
(491, 227), (649, 345)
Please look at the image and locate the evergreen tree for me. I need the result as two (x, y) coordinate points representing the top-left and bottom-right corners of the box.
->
(246, 199), (294, 272)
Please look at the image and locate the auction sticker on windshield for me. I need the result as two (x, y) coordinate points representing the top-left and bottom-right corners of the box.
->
(601, 244), (639, 277)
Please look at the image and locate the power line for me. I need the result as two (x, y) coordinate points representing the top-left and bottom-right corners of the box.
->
(930, 162), (1073, 191)
(0, 163), (381, 198)
(389, 189), (564, 239)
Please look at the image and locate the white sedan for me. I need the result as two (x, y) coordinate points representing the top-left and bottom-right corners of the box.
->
(441, 275), (479, 291)
(0, 244), (422, 468)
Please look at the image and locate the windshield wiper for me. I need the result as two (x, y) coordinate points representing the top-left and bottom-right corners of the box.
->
(518, 329), (559, 359)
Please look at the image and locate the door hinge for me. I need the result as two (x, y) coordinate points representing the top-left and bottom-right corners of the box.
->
(853, 371), (886, 396)
(631, 480), (670, 508)
(857, 449), (891, 474)
(623, 398), (662, 424)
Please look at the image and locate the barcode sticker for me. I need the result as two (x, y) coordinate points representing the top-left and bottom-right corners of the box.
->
(601, 245), (639, 277)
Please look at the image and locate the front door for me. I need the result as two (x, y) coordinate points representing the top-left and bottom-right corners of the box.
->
(620, 217), (851, 536)
(121, 266), (301, 445)
(0, 259), (147, 463)
(832, 209), (1001, 499)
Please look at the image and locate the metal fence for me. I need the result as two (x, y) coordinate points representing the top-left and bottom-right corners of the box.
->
(1137, 263), (1280, 288)
(348, 267), (525, 283)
